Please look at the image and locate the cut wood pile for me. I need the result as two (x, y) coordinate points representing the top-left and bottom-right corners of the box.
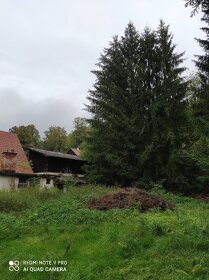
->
(87, 188), (174, 212)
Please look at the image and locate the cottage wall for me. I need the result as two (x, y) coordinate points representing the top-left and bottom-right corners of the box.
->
(0, 176), (19, 190)
(39, 177), (54, 188)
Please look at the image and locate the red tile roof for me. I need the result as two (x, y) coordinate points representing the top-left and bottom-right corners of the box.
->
(0, 131), (33, 175)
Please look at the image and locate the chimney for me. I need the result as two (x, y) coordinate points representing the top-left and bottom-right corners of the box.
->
(1, 150), (17, 173)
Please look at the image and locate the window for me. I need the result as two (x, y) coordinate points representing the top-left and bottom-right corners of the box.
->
(18, 177), (28, 188)
(46, 178), (51, 185)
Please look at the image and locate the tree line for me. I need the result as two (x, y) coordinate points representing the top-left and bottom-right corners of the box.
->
(9, 117), (89, 153)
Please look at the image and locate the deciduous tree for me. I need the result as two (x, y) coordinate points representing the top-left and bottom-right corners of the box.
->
(67, 117), (90, 148)
(185, 0), (209, 135)
(43, 126), (68, 152)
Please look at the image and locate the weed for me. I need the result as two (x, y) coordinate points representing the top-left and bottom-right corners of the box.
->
(0, 185), (208, 280)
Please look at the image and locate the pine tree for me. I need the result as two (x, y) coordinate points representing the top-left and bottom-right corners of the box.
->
(85, 22), (187, 187)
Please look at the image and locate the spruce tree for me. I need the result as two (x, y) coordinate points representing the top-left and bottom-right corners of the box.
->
(85, 22), (187, 187)
(86, 25), (143, 186)
(134, 21), (187, 185)
(151, 21), (187, 185)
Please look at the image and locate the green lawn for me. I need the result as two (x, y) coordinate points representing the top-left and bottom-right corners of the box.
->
(0, 185), (208, 280)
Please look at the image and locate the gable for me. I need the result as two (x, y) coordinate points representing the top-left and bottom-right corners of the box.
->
(0, 131), (33, 175)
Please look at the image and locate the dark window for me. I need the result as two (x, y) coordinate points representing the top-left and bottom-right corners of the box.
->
(18, 177), (28, 188)
(46, 178), (51, 184)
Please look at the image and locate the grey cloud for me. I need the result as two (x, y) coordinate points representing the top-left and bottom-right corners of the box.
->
(0, 88), (88, 135)
(0, 0), (204, 133)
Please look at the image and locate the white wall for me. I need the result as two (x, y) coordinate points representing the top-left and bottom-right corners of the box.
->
(0, 176), (19, 190)
(40, 177), (54, 189)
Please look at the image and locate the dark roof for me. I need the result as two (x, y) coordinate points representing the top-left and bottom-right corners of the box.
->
(28, 148), (85, 161)
(0, 131), (33, 175)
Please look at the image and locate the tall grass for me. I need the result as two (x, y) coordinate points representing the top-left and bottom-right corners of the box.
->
(0, 187), (63, 212)
(0, 185), (208, 280)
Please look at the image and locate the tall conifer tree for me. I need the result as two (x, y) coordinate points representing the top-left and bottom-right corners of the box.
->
(151, 21), (187, 185)
(86, 22), (187, 186)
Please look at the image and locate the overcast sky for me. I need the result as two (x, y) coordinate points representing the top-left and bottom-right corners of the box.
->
(0, 0), (203, 135)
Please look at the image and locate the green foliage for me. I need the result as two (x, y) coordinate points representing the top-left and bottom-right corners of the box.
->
(184, 74), (209, 193)
(186, 73), (201, 103)
(0, 213), (25, 240)
(29, 177), (40, 188)
(186, 136), (209, 192)
(133, 179), (165, 191)
(185, 1), (209, 135)
(9, 124), (41, 148)
(67, 117), (90, 150)
(43, 126), (68, 152)
(85, 21), (188, 188)
(0, 186), (209, 280)
(59, 175), (81, 188)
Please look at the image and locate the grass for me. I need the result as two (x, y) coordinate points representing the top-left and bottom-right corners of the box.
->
(0, 185), (208, 280)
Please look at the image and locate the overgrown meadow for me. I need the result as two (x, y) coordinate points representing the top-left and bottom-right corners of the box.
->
(0, 185), (209, 280)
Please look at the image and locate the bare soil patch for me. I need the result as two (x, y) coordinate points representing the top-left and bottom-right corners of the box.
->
(87, 188), (174, 212)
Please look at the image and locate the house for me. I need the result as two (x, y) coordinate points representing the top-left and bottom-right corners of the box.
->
(67, 148), (81, 157)
(28, 148), (86, 174)
(27, 148), (87, 188)
(0, 131), (34, 190)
